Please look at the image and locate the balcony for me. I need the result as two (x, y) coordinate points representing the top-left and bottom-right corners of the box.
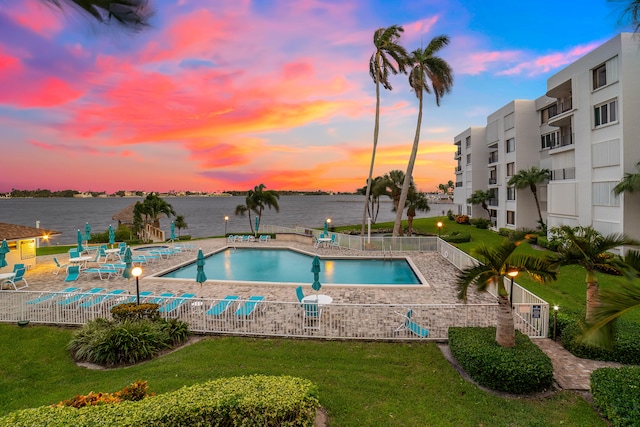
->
(455, 181), (463, 187)
(550, 167), (576, 180)
(489, 178), (497, 185)
(488, 152), (499, 164)
(488, 198), (499, 206)
(454, 148), (462, 159)
(455, 166), (462, 174)
(550, 133), (574, 150)
(548, 97), (573, 119)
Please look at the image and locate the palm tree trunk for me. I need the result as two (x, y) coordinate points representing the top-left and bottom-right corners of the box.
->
(531, 187), (544, 226)
(393, 93), (423, 237)
(407, 215), (414, 236)
(495, 295), (516, 347)
(362, 67), (382, 236)
(585, 271), (600, 323)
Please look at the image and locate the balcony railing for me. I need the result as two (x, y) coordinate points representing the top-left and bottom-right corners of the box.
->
(550, 167), (576, 181)
(488, 152), (498, 164)
(455, 166), (462, 174)
(489, 178), (497, 185)
(454, 149), (461, 158)
(548, 98), (573, 118)
(550, 133), (574, 149)
(455, 182), (463, 187)
(488, 198), (499, 206)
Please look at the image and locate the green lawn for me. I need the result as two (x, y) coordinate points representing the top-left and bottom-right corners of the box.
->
(0, 324), (606, 426)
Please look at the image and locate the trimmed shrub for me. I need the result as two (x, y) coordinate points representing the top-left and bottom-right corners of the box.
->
(498, 228), (512, 237)
(447, 209), (454, 220)
(591, 367), (640, 427)
(0, 375), (319, 427)
(448, 327), (553, 394)
(111, 303), (160, 321)
(442, 232), (471, 243)
(470, 218), (490, 229)
(177, 235), (191, 241)
(559, 316), (640, 365)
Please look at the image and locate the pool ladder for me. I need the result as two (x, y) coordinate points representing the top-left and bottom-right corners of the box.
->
(383, 245), (393, 260)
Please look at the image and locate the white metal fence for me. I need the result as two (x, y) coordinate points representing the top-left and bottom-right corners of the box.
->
(0, 230), (549, 339)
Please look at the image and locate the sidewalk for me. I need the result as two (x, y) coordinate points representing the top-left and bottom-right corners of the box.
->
(534, 338), (622, 391)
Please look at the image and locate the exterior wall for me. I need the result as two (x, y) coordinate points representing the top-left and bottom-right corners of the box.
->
(453, 127), (487, 218)
(3, 238), (37, 271)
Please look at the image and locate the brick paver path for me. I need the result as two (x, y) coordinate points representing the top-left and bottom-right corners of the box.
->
(534, 338), (623, 390)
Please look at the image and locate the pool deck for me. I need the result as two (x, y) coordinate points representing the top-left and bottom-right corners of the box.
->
(17, 238), (495, 306)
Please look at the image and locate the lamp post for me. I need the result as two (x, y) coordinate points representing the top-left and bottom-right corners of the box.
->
(324, 218), (331, 234)
(132, 266), (142, 305)
(436, 221), (443, 238)
(224, 216), (229, 237)
(553, 305), (559, 340)
(507, 269), (519, 306)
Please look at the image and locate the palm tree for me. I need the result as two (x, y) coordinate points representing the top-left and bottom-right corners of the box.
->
(249, 184), (280, 233)
(405, 191), (430, 236)
(377, 170), (410, 214)
(613, 161), (640, 196)
(173, 215), (187, 238)
(507, 166), (550, 228)
(466, 189), (492, 219)
(613, 0), (640, 32)
(361, 26), (409, 236)
(393, 35), (453, 237)
(133, 193), (176, 228)
(360, 176), (384, 224)
(457, 240), (557, 347)
(550, 225), (639, 322)
(43, 0), (152, 30)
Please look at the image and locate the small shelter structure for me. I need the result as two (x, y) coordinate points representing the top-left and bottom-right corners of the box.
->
(0, 222), (61, 271)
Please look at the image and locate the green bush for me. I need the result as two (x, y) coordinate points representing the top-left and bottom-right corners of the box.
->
(591, 367), (640, 427)
(442, 232), (471, 243)
(560, 316), (640, 365)
(68, 318), (190, 367)
(177, 235), (191, 241)
(448, 327), (553, 394)
(447, 209), (454, 220)
(470, 218), (490, 229)
(498, 228), (512, 237)
(0, 375), (318, 427)
(111, 303), (160, 321)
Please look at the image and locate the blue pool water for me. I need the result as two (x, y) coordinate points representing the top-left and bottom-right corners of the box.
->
(160, 248), (422, 285)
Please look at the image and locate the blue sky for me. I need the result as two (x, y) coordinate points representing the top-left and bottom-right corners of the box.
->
(0, 0), (633, 193)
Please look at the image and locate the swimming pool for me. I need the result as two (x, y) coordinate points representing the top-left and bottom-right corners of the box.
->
(159, 248), (423, 286)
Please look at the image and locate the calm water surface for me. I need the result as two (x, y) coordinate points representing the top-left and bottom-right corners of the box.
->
(0, 196), (456, 245)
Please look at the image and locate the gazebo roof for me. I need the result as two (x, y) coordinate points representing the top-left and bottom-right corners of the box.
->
(0, 222), (61, 241)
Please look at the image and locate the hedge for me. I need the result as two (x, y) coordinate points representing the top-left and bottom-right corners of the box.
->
(448, 327), (553, 394)
(0, 375), (319, 427)
(442, 232), (471, 243)
(591, 367), (640, 427)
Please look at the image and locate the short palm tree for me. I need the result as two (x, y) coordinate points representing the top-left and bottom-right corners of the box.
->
(507, 166), (550, 228)
(466, 189), (492, 219)
(44, 0), (152, 30)
(173, 215), (187, 238)
(393, 35), (453, 237)
(361, 25), (408, 236)
(457, 240), (557, 347)
(360, 176), (384, 224)
(613, 161), (640, 195)
(134, 193), (176, 228)
(376, 170), (412, 214)
(405, 191), (430, 236)
(550, 225), (639, 322)
(249, 184), (280, 233)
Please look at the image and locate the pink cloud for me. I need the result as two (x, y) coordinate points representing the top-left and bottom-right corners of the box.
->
(2, 0), (63, 37)
(498, 41), (602, 76)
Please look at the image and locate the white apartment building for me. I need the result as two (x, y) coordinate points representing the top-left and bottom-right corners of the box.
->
(453, 33), (640, 243)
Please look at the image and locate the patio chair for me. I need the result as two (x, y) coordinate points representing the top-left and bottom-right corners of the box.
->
(53, 257), (68, 275)
(159, 293), (196, 314)
(121, 291), (154, 304)
(4, 267), (28, 290)
(302, 301), (322, 330)
(395, 310), (429, 338)
(64, 265), (81, 282)
(206, 295), (239, 316)
(330, 234), (340, 249)
(235, 295), (264, 318)
(26, 287), (80, 305)
(12, 263), (25, 273)
(68, 249), (80, 259)
(148, 292), (175, 305)
(58, 287), (104, 306)
(84, 266), (119, 280)
(295, 286), (305, 303)
(79, 289), (127, 308)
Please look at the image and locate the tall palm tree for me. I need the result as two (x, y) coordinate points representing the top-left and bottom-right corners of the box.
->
(613, 161), (640, 195)
(457, 240), (557, 347)
(612, 0), (640, 32)
(466, 189), (492, 219)
(550, 225), (639, 322)
(393, 35), (453, 237)
(361, 26), (408, 236)
(44, 0), (152, 30)
(405, 191), (430, 236)
(507, 166), (550, 228)
(249, 183), (280, 233)
(377, 170), (410, 213)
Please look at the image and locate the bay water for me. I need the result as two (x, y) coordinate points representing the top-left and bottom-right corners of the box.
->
(0, 195), (455, 245)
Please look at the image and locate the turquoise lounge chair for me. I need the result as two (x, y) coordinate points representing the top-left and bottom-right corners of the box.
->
(58, 287), (104, 306)
(206, 295), (239, 316)
(79, 289), (127, 308)
(159, 293), (196, 314)
(53, 257), (68, 275)
(395, 309), (429, 338)
(84, 266), (119, 280)
(148, 292), (175, 305)
(235, 296), (264, 318)
(27, 287), (80, 305)
(64, 265), (81, 282)
(121, 291), (154, 304)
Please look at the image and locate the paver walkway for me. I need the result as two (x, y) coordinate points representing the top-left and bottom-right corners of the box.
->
(534, 338), (623, 391)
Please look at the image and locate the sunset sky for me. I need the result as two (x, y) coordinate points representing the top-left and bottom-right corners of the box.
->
(0, 0), (632, 193)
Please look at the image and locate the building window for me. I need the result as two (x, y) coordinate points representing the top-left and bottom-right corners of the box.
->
(507, 211), (515, 225)
(466, 153), (471, 165)
(592, 63), (606, 90)
(593, 182), (620, 206)
(541, 104), (557, 124)
(465, 136), (471, 147)
(466, 206), (472, 216)
(504, 112), (514, 130)
(541, 132), (557, 150)
(594, 99), (617, 127)
(506, 138), (515, 153)
(506, 162), (515, 177)
(507, 187), (516, 200)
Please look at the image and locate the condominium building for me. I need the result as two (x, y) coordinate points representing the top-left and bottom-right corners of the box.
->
(453, 33), (640, 243)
